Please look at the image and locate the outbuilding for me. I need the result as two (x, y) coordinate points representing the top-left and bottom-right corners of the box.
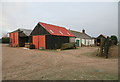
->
(30, 22), (75, 49)
(69, 29), (95, 46)
(96, 34), (107, 46)
(9, 28), (32, 47)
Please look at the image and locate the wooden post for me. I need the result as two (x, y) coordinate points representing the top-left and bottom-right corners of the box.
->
(104, 36), (111, 58)
(100, 38), (104, 56)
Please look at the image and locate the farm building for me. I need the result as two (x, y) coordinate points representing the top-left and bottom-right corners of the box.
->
(96, 34), (107, 46)
(69, 29), (95, 46)
(9, 28), (32, 47)
(30, 22), (76, 49)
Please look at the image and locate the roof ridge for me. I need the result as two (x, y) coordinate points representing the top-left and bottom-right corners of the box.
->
(18, 28), (32, 31)
(39, 22), (67, 29)
(69, 30), (82, 33)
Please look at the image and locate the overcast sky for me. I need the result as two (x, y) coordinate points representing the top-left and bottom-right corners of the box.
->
(1, 2), (118, 38)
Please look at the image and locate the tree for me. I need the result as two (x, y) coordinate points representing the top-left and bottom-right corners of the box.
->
(110, 35), (118, 45)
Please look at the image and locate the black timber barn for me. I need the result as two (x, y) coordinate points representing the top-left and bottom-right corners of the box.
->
(9, 28), (32, 47)
(30, 22), (76, 49)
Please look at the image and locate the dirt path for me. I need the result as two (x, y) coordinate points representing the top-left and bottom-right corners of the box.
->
(2, 44), (118, 80)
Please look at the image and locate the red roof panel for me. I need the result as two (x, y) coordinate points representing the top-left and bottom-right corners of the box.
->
(39, 22), (76, 37)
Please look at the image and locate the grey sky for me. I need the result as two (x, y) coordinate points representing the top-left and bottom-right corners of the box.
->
(1, 2), (118, 38)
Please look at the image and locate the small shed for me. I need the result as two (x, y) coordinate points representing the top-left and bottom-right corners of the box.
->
(69, 29), (95, 46)
(9, 28), (32, 47)
(30, 22), (75, 49)
(96, 34), (107, 46)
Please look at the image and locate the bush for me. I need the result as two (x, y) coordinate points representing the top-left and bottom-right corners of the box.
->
(2, 37), (10, 43)
(29, 44), (35, 49)
(110, 35), (118, 45)
(39, 47), (44, 50)
(61, 42), (76, 50)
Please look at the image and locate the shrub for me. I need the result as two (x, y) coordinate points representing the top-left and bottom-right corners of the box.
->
(61, 42), (76, 50)
(29, 44), (35, 49)
(110, 35), (118, 45)
(39, 47), (44, 50)
(2, 37), (10, 43)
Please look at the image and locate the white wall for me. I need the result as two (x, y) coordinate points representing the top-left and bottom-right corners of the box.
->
(91, 39), (95, 45)
(73, 38), (95, 46)
(82, 39), (95, 46)
(82, 39), (85, 45)
(86, 39), (89, 45)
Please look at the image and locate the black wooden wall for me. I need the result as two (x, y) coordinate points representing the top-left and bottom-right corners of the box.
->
(19, 37), (28, 47)
(18, 32), (29, 47)
(30, 23), (50, 36)
(46, 35), (69, 49)
(28, 36), (32, 43)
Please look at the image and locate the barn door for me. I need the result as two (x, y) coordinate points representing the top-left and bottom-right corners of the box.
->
(33, 35), (46, 49)
(38, 35), (46, 49)
(33, 36), (39, 49)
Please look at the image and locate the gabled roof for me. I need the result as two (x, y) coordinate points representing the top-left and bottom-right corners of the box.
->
(19, 28), (32, 36)
(10, 28), (32, 36)
(39, 22), (75, 37)
(97, 34), (107, 39)
(69, 30), (92, 39)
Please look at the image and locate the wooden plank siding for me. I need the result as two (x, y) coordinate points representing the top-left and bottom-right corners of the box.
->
(46, 35), (69, 49)
(32, 35), (46, 49)
(30, 23), (50, 36)
(9, 32), (19, 47)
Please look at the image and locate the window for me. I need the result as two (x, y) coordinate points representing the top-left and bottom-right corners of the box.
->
(67, 32), (70, 35)
(50, 30), (54, 33)
(59, 31), (63, 34)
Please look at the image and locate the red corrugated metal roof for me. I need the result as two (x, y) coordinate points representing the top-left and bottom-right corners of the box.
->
(39, 22), (76, 37)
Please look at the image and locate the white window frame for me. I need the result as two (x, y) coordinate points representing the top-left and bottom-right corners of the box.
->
(59, 31), (63, 34)
(50, 30), (54, 33)
(67, 32), (70, 35)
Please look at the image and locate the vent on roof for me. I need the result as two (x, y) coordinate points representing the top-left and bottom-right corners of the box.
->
(50, 30), (54, 33)
(67, 32), (70, 35)
(59, 31), (63, 34)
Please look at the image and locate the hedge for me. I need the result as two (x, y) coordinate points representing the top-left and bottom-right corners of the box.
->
(2, 37), (10, 43)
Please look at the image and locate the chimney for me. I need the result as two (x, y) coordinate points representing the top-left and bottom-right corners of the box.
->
(82, 29), (85, 33)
